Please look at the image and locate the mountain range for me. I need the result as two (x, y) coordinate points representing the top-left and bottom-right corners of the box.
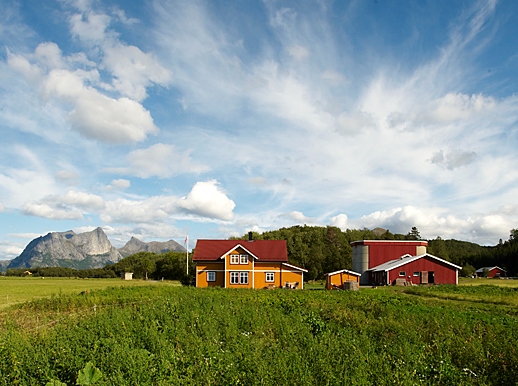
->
(5, 227), (186, 271)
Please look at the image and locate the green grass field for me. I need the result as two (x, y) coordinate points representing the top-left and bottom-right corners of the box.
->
(0, 276), (181, 310)
(1, 278), (517, 385)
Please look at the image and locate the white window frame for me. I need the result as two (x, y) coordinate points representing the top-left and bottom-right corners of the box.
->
(240, 272), (249, 285)
(265, 272), (275, 282)
(399, 271), (406, 277)
(230, 272), (239, 284)
(413, 272), (420, 277)
(240, 254), (249, 264)
(230, 254), (239, 264)
(207, 271), (216, 282)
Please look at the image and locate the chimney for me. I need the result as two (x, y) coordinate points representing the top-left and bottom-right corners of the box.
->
(248, 231), (253, 242)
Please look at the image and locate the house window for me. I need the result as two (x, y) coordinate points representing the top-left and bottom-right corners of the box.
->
(230, 272), (239, 284)
(230, 254), (239, 264)
(240, 272), (249, 285)
(240, 254), (249, 264)
(265, 272), (275, 282)
(207, 271), (216, 282)
(399, 271), (406, 277)
(413, 272), (420, 277)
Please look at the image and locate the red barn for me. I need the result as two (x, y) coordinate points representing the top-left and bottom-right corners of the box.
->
(367, 253), (461, 285)
(351, 240), (429, 285)
(475, 266), (507, 278)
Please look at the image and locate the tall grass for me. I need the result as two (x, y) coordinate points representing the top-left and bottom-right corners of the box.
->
(1, 286), (517, 385)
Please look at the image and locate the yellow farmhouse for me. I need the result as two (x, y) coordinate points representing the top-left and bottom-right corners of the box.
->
(193, 237), (307, 289)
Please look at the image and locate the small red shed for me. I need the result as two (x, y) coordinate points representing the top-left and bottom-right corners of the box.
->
(475, 266), (507, 278)
(367, 253), (461, 286)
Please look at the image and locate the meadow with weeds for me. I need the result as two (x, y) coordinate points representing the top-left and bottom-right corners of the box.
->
(0, 276), (181, 310)
(0, 284), (517, 385)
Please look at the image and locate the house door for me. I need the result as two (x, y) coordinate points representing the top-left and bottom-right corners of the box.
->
(428, 271), (435, 284)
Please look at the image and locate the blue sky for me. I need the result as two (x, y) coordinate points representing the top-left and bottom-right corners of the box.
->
(1, 0), (518, 259)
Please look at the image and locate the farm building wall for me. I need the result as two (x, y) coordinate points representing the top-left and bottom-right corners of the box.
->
(487, 267), (506, 278)
(386, 256), (458, 285)
(195, 261), (304, 289)
(196, 262), (225, 288)
(325, 271), (361, 290)
(352, 240), (429, 284)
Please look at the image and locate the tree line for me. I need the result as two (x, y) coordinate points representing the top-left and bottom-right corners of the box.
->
(234, 226), (518, 279)
(6, 251), (194, 283)
(6, 227), (518, 281)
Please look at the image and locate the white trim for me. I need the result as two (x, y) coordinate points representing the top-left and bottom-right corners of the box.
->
(230, 271), (239, 284)
(265, 272), (275, 282)
(282, 262), (308, 272)
(197, 268), (225, 273)
(475, 266), (507, 273)
(325, 269), (361, 277)
(219, 244), (259, 261)
(369, 253), (461, 272)
(207, 271), (216, 282)
(229, 254), (240, 264)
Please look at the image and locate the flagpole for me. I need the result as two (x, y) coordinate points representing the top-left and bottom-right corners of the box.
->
(185, 235), (189, 275)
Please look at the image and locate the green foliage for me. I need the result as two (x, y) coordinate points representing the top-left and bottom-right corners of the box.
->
(1, 286), (518, 385)
(460, 264), (476, 277)
(6, 267), (117, 278)
(46, 362), (102, 386)
(76, 362), (103, 385)
(46, 380), (67, 386)
(406, 226), (421, 240)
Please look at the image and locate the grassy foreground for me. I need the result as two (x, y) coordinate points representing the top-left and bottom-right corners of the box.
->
(0, 277), (181, 310)
(1, 283), (517, 385)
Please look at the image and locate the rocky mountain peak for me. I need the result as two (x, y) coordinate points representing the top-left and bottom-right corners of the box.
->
(8, 227), (122, 270)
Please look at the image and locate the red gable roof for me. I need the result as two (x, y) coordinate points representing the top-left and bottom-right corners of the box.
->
(193, 239), (288, 262)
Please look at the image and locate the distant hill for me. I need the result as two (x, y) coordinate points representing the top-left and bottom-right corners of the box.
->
(7, 227), (122, 270)
(118, 237), (186, 258)
(0, 259), (11, 273)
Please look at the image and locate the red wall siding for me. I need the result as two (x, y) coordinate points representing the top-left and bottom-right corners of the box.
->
(488, 268), (506, 278)
(387, 256), (457, 285)
(366, 242), (428, 268)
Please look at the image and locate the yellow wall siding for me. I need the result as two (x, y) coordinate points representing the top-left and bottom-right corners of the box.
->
(280, 270), (304, 289)
(226, 270), (253, 289)
(325, 272), (360, 290)
(196, 262), (224, 288)
(195, 259), (305, 289)
(225, 247), (253, 271)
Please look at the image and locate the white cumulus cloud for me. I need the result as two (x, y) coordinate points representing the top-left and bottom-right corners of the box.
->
(177, 180), (235, 221)
(109, 143), (208, 178)
(21, 202), (83, 220)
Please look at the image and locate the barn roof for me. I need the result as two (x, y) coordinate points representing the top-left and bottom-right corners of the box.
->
(192, 239), (288, 262)
(368, 253), (461, 272)
(475, 266), (507, 273)
(325, 269), (361, 277)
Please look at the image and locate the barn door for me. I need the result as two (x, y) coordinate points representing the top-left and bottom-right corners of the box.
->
(421, 271), (428, 284)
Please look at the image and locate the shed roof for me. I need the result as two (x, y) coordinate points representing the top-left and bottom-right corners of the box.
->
(325, 269), (361, 277)
(368, 253), (461, 272)
(192, 239), (288, 262)
(475, 266), (507, 273)
(282, 262), (308, 272)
